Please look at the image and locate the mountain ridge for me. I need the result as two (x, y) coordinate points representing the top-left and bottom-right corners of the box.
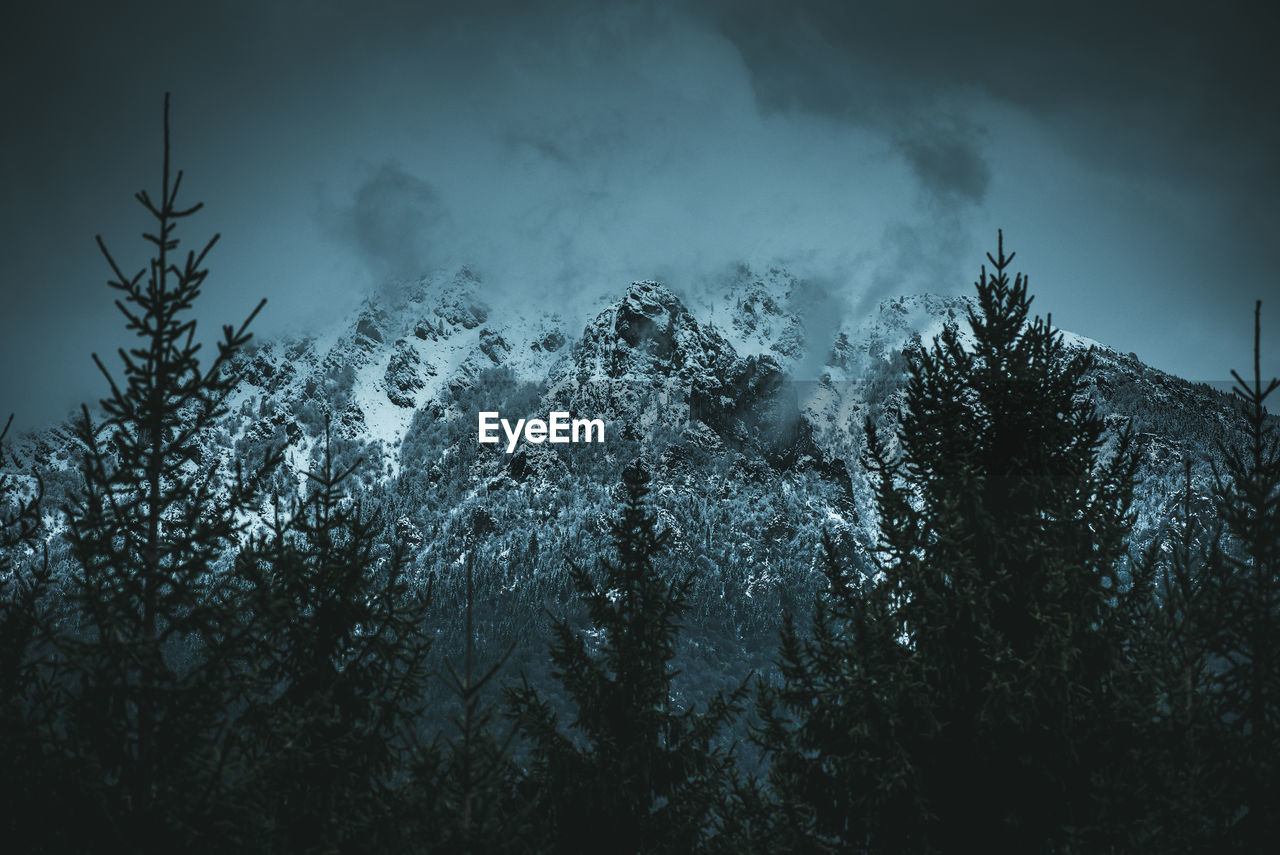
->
(8, 265), (1254, 694)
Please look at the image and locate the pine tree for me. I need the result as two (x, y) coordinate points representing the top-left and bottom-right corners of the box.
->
(757, 534), (926, 854)
(507, 462), (745, 854)
(1123, 459), (1233, 850)
(413, 547), (526, 855)
(763, 232), (1141, 852)
(233, 420), (433, 854)
(1209, 301), (1280, 849)
(58, 93), (280, 852)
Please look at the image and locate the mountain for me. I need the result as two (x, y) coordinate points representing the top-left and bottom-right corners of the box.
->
(12, 264), (1253, 708)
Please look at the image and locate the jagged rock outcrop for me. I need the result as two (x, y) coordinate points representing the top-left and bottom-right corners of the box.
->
(13, 263), (1251, 649)
(384, 339), (429, 408)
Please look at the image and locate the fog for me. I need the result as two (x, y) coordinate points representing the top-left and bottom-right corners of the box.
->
(3, 1), (1277, 428)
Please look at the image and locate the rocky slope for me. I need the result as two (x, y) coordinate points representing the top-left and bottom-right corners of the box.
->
(11, 263), (1255, 706)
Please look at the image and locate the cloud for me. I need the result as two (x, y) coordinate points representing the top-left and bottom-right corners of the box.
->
(319, 162), (452, 286)
(893, 116), (991, 206)
(789, 272), (849, 378)
(3, 0), (1278, 428)
(707, 0), (1280, 233)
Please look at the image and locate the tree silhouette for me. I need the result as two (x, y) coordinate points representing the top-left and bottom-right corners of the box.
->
(1209, 301), (1280, 849)
(763, 232), (1142, 852)
(57, 93), (280, 852)
(758, 533), (925, 853)
(1122, 459), (1234, 850)
(233, 419), (432, 854)
(411, 546), (526, 855)
(12, 85), (1280, 852)
(507, 462), (745, 854)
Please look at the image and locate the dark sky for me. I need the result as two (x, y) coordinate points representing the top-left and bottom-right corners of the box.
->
(3, 0), (1278, 429)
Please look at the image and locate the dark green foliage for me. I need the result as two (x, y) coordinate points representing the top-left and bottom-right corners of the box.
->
(1120, 305), (1280, 851)
(409, 551), (528, 855)
(56, 94), (280, 853)
(12, 90), (1280, 853)
(763, 232), (1143, 852)
(1208, 302), (1280, 849)
(756, 534), (924, 854)
(1123, 460), (1234, 850)
(233, 422), (432, 854)
(507, 462), (746, 854)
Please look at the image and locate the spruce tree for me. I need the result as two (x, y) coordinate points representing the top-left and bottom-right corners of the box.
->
(507, 462), (745, 854)
(413, 548), (526, 855)
(1124, 460), (1233, 850)
(763, 232), (1141, 852)
(1209, 301), (1280, 849)
(758, 534), (925, 854)
(233, 421), (433, 854)
(58, 94), (280, 852)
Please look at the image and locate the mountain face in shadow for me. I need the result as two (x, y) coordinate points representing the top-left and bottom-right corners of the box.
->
(13, 265), (1251, 709)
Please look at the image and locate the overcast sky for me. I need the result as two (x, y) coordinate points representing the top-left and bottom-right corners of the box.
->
(3, 0), (1278, 430)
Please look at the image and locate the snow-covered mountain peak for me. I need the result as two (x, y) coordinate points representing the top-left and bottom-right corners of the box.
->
(5, 261), (1262, 683)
